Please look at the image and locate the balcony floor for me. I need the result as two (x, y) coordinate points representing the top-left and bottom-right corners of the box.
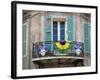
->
(32, 56), (84, 68)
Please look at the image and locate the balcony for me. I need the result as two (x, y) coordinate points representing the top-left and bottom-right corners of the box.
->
(32, 41), (84, 68)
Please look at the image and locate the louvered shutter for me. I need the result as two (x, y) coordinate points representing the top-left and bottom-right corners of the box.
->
(44, 16), (52, 51)
(22, 24), (28, 57)
(67, 16), (74, 41)
(84, 22), (90, 54)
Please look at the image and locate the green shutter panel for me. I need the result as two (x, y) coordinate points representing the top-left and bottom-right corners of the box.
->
(84, 22), (90, 54)
(44, 16), (52, 51)
(88, 26), (91, 53)
(22, 25), (27, 57)
(45, 16), (51, 41)
(67, 16), (73, 41)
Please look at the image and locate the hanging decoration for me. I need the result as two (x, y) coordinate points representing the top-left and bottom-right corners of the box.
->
(38, 45), (48, 56)
(73, 42), (82, 55)
(54, 41), (73, 54)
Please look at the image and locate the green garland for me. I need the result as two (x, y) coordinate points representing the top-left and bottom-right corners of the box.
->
(53, 41), (73, 54)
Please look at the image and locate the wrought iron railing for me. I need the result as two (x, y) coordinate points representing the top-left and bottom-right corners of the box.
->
(32, 41), (84, 58)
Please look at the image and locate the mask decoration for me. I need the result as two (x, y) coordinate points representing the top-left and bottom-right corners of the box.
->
(73, 42), (82, 55)
(38, 45), (47, 56)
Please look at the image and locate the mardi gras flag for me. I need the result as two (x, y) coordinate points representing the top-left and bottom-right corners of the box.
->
(54, 41), (73, 54)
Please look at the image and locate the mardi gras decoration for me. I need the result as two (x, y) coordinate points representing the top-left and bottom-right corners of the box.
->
(54, 41), (73, 54)
(73, 42), (82, 55)
(38, 45), (47, 56)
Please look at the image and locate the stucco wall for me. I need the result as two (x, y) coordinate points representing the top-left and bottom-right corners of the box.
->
(84, 55), (91, 66)
(23, 11), (91, 69)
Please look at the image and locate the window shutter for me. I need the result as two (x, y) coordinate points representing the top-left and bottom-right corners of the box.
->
(44, 16), (52, 51)
(67, 16), (73, 41)
(84, 22), (90, 54)
(44, 16), (51, 41)
(22, 24), (28, 57)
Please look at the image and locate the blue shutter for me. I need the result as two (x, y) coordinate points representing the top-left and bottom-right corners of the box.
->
(84, 22), (90, 54)
(67, 16), (73, 41)
(44, 16), (52, 51)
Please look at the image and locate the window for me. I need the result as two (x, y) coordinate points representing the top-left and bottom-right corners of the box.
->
(44, 16), (74, 51)
(53, 21), (65, 41)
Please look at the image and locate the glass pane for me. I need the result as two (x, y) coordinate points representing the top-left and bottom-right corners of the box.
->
(53, 35), (58, 41)
(60, 22), (65, 40)
(53, 21), (57, 28)
(53, 28), (57, 35)
(60, 29), (65, 35)
(60, 22), (65, 29)
(53, 21), (58, 41)
(60, 36), (65, 41)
